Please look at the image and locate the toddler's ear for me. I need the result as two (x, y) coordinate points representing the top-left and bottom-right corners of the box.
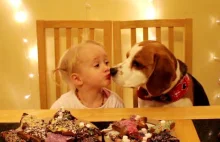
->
(70, 73), (83, 86)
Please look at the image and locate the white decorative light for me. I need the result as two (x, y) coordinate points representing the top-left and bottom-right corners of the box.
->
(214, 94), (220, 98)
(23, 38), (28, 43)
(146, 6), (155, 19)
(146, 0), (156, 40)
(145, 0), (155, 19)
(209, 52), (220, 62)
(209, 52), (216, 62)
(216, 20), (220, 24)
(15, 11), (27, 23)
(24, 94), (31, 99)
(28, 45), (38, 61)
(29, 73), (34, 78)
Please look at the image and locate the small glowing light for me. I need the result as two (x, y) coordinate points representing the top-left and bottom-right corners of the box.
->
(9, 0), (21, 8)
(214, 93), (220, 99)
(145, 0), (155, 20)
(209, 52), (220, 62)
(23, 38), (28, 43)
(209, 52), (215, 62)
(146, 6), (155, 19)
(24, 94), (31, 99)
(28, 46), (38, 61)
(216, 20), (220, 24)
(15, 11), (27, 23)
(29, 73), (34, 78)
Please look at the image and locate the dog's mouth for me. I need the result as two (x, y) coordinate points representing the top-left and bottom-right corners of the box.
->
(137, 87), (151, 100)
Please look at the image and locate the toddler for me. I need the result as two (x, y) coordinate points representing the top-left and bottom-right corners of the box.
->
(51, 40), (124, 109)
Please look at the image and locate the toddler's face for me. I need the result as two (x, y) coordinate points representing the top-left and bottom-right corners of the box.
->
(77, 43), (111, 88)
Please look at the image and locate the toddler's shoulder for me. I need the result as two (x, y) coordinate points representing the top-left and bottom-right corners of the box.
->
(50, 90), (76, 109)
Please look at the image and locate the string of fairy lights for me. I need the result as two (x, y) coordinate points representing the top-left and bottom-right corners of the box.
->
(8, 0), (37, 100)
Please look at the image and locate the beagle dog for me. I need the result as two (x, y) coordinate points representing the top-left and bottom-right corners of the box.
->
(110, 40), (209, 107)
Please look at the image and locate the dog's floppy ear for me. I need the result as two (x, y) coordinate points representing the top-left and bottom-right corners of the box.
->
(146, 53), (176, 96)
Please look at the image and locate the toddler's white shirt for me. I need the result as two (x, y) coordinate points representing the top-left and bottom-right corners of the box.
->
(50, 88), (124, 109)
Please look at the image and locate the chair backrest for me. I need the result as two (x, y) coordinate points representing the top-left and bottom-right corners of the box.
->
(112, 19), (193, 107)
(36, 20), (112, 109)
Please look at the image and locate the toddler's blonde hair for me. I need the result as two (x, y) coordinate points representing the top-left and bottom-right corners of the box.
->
(53, 40), (103, 87)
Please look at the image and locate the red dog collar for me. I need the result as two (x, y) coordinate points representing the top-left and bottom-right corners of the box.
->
(137, 74), (190, 102)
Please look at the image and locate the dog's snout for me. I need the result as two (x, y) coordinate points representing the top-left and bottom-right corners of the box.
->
(110, 68), (118, 76)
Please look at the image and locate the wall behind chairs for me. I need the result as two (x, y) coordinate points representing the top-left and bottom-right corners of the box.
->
(155, 0), (220, 105)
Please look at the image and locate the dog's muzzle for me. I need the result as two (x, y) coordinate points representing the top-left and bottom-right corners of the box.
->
(110, 67), (118, 76)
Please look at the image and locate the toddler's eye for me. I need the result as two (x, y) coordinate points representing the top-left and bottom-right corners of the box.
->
(94, 64), (100, 68)
(105, 61), (109, 65)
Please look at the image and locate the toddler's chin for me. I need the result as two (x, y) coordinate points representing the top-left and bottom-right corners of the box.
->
(104, 80), (111, 86)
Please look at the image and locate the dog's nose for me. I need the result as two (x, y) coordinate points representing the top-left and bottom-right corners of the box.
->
(110, 68), (118, 76)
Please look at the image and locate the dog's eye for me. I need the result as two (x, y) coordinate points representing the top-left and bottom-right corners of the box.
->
(132, 60), (144, 69)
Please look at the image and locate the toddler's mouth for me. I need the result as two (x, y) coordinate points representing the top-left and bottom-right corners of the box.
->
(106, 74), (111, 80)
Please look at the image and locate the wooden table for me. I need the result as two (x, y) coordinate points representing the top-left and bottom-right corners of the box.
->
(0, 106), (220, 142)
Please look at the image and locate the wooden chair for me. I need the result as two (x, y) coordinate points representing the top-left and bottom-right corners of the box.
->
(112, 19), (193, 107)
(36, 20), (112, 109)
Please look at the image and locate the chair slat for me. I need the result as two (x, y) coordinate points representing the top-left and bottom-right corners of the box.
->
(113, 22), (123, 99)
(156, 27), (161, 42)
(103, 22), (112, 90)
(89, 28), (95, 40)
(78, 28), (83, 43)
(130, 28), (138, 107)
(54, 28), (61, 100)
(66, 28), (72, 49)
(143, 28), (149, 40)
(131, 28), (136, 46)
(168, 27), (174, 53)
(37, 21), (48, 109)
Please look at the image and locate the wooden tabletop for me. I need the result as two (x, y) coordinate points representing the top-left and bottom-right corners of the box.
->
(0, 106), (220, 142)
(0, 106), (219, 122)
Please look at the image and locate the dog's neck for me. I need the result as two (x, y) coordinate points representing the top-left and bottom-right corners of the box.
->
(138, 60), (189, 102)
(141, 60), (182, 94)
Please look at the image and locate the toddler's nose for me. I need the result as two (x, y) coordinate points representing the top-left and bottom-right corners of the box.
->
(104, 65), (110, 72)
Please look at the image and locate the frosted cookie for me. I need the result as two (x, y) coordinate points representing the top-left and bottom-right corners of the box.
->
(47, 109), (79, 136)
(1, 130), (26, 142)
(103, 115), (179, 142)
(18, 113), (48, 141)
